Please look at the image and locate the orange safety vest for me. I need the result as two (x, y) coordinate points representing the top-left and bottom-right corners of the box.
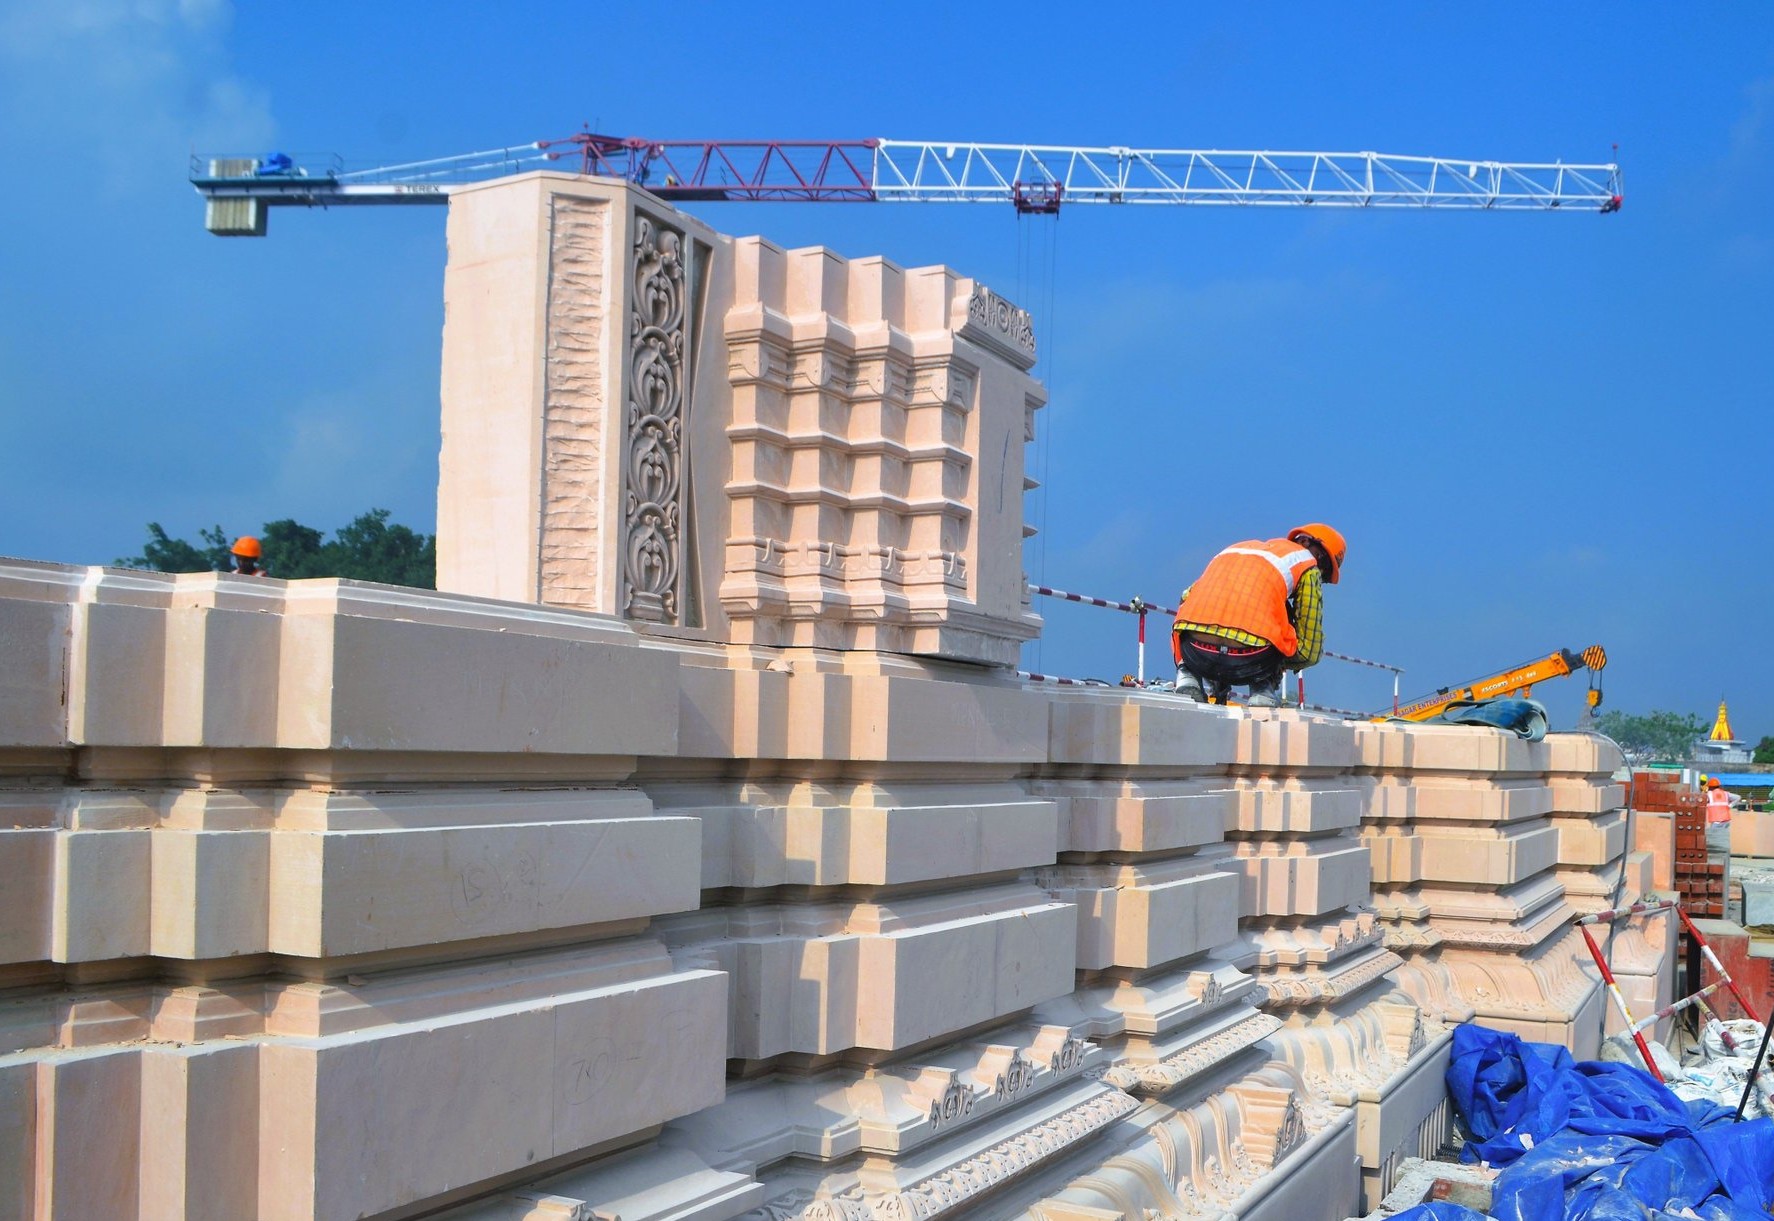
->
(1707, 788), (1733, 825)
(1174, 538), (1318, 656)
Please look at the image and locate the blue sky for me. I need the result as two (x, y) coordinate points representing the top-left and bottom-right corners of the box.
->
(1, 2), (1769, 738)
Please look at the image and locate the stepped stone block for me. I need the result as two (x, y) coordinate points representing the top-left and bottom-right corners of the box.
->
(1415, 825), (1560, 886)
(711, 892), (1077, 1058)
(1230, 842), (1373, 917)
(1636, 811), (1676, 889)
(1549, 777), (1625, 815)
(160, 582), (285, 746)
(1551, 809), (1629, 867)
(1732, 811), (1774, 858)
(1041, 862), (1240, 970)
(267, 816), (700, 957)
(678, 664), (1047, 764)
(0, 829), (53, 965)
(52, 829), (151, 963)
(1048, 695), (1240, 768)
(259, 968), (725, 1221)
(709, 797), (1057, 888)
(1235, 713), (1359, 772)
(1408, 781), (1553, 824)
(32, 1047), (142, 1220)
(0, 1057), (33, 1221)
(139, 1041), (259, 1221)
(279, 605), (678, 756)
(1238, 783), (1364, 835)
(1056, 782), (1236, 856)
(150, 829), (271, 960)
(0, 566), (74, 748)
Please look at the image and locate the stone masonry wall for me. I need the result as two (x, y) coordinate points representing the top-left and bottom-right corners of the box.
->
(0, 563), (1635, 1221)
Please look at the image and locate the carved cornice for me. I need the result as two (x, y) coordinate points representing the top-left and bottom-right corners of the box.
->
(744, 1088), (1139, 1221)
(1256, 949), (1404, 1007)
(1096, 1012), (1284, 1097)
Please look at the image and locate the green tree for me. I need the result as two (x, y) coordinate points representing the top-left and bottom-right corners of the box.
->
(1595, 709), (1708, 763)
(117, 510), (436, 588)
(116, 523), (232, 573)
(1754, 735), (1774, 766)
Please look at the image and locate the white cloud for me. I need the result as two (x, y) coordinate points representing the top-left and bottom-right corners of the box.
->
(0, 0), (273, 191)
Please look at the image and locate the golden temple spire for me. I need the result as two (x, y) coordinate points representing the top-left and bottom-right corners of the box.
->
(1709, 698), (1735, 742)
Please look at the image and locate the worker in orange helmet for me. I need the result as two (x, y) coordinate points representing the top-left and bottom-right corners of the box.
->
(1171, 523), (1346, 707)
(1704, 776), (1735, 857)
(229, 535), (267, 577)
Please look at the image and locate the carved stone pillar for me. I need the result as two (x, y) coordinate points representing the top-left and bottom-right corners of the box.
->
(438, 173), (716, 625)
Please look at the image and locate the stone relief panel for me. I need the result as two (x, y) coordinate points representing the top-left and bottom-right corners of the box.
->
(623, 211), (688, 624)
(540, 195), (609, 608)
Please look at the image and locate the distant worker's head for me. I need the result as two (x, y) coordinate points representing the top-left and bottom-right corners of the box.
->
(230, 536), (263, 574)
(1707, 777), (1722, 790)
(1288, 523), (1346, 584)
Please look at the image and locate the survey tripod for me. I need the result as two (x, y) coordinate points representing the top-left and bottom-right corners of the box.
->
(1575, 899), (1769, 1119)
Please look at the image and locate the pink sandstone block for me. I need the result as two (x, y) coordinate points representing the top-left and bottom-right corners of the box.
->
(1062, 787), (1235, 855)
(846, 675), (1046, 763)
(1399, 726), (1544, 775)
(1551, 811), (1628, 867)
(0, 1058), (33, 1221)
(1415, 825), (1560, 886)
(34, 1047), (141, 1220)
(1047, 697), (1240, 769)
(259, 970), (726, 1221)
(287, 613), (680, 756)
(792, 800), (1059, 887)
(52, 829), (151, 962)
(1408, 782), (1554, 823)
(1236, 715), (1358, 772)
(1547, 732), (1624, 774)
(160, 599), (284, 746)
(1549, 777), (1624, 815)
(0, 830), (53, 965)
(1731, 812), (1774, 858)
(149, 829), (270, 959)
(1233, 843), (1372, 916)
(1072, 870), (1241, 970)
(267, 817), (701, 957)
(69, 598), (169, 745)
(139, 1041), (258, 1221)
(1237, 785), (1364, 835)
(856, 901), (1076, 1049)
(0, 591), (70, 747)
(1635, 812), (1675, 890)
(1363, 830), (1423, 885)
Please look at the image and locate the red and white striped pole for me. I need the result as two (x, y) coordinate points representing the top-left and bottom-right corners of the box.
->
(1130, 596), (1149, 686)
(1577, 922), (1665, 1080)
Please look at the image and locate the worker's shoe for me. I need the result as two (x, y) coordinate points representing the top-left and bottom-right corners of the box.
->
(1173, 668), (1206, 702)
(1246, 678), (1284, 708)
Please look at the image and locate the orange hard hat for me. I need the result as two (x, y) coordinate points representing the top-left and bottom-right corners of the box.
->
(1707, 777), (1721, 789)
(1288, 523), (1346, 584)
(231, 536), (262, 559)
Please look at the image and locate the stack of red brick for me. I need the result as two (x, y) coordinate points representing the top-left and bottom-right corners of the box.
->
(1632, 773), (1724, 918)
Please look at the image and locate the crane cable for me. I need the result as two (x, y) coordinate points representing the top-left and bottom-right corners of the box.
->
(1017, 210), (1062, 672)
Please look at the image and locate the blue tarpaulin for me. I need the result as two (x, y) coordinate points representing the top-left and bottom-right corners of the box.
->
(1386, 1025), (1774, 1221)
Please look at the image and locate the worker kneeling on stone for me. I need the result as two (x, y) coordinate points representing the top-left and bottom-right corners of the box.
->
(1170, 523), (1345, 707)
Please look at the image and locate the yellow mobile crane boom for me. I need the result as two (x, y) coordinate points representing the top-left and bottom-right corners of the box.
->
(1388, 646), (1607, 722)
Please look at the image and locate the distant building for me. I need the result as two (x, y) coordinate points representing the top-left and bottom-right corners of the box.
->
(1692, 698), (1752, 767)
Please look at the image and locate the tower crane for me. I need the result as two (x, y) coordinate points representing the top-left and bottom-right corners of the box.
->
(192, 131), (1623, 235)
